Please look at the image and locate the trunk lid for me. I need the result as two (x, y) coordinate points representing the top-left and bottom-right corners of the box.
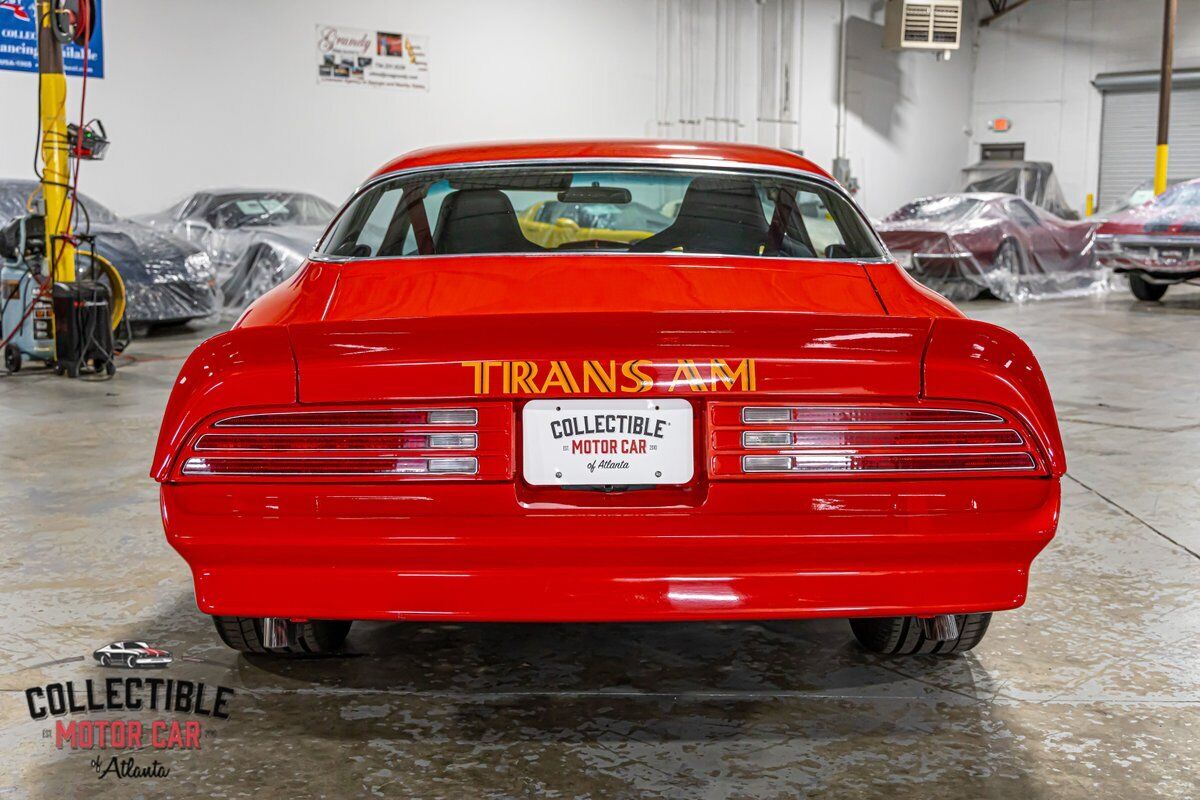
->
(291, 255), (927, 403)
(290, 310), (930, 403)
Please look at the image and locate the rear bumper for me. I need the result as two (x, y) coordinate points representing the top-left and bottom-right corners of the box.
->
(162, 477), (1060, 622)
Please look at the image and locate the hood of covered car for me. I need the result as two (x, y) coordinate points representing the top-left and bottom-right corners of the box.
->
(88, 221), (212, 283)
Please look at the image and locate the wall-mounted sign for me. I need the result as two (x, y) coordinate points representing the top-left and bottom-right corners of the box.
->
(315, 24), (428, 91)
(988, 117), (1012, 133)
(0, 0), (105, 77)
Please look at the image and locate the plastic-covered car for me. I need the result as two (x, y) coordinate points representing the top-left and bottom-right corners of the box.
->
(876, 193), (1103, 302)
(1, 179), (219, 328)
(961, 160), (1079, 220)
(138, 189), (337, 313)
(151, 140), (1065, 659)
(1097, 178), (1200, 301)
(1099, 178), (1185, 217)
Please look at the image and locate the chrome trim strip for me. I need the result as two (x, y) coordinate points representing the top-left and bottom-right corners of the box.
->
(739, 406), (1006, 425)
(740, 452), (1038, 473)
(739, 428), (1024, 448)
(215, 408), (479, 427)
(194, 432), (479, 451)
(180, 456), (480, 476)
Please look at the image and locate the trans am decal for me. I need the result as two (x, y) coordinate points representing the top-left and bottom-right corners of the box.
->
(462, 359), (756, 395)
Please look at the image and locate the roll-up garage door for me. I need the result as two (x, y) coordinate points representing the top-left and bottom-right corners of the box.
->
(1097, 72), (1200, 209)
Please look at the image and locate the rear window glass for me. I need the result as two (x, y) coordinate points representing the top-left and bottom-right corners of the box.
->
(319, 166), (882, 260)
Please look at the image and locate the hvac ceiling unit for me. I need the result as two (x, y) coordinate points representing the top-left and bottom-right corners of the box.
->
(883, 0), (963, 52)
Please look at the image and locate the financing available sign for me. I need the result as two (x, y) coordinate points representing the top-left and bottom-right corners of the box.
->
(316, 23), (428, 91)
(0, 0), (105, 77)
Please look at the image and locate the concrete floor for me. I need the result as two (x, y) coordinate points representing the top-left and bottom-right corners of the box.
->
(2, 286), (1198, 799)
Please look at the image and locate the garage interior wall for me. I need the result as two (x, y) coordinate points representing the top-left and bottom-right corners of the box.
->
(0, 0), (660, 215)
(971, 0), (1200, 214)
(654, 0), (977, 217)
(0, 0), (977, 220)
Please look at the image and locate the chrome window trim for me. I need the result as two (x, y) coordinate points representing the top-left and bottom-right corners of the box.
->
(310, 157), (889, 263)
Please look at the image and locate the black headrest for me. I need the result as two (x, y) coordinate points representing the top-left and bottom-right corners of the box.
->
(675, 177), (768, 228)
(434, 189), (538, 255)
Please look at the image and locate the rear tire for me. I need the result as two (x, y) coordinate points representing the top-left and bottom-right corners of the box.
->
(849, 613), (992, 655)
(4, 345), (20, 374)
(212, 616), (352, 656)
(1129, 274), (1168, 301)
(994, 239), (1025, 301)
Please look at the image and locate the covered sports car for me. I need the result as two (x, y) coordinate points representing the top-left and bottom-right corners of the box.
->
(152, 141), (1064, 659)
(0, 180), (218, 328)
(138, 189), (337, 313)
(1097, 178), (1200, 301)
(961, 160), (1079, 219)
(876, 193), (1103, 301)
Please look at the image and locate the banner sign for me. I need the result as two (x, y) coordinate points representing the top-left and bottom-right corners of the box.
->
(315, 23), (428, 91)
(0, 0), (105, 78)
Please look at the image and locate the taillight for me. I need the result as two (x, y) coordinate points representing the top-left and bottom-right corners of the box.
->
(710, 403), (1044, 478)
(173, 405), (510, 481)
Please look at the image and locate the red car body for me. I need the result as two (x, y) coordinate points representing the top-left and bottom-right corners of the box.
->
(152, 141), (1064, 626)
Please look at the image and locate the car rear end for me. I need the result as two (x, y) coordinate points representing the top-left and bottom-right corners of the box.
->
(153, 311), (1062, 624)
(151, 148), (1064, 640)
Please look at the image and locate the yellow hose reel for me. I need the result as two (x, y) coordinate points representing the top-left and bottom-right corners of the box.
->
(76, 250), (125, 330)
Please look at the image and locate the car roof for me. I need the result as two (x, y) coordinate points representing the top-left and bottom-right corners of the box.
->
(369, 139), (833, 182)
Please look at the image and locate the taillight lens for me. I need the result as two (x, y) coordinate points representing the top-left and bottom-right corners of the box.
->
(711, 403), (1044, 478)
(173, 405), (509, 481)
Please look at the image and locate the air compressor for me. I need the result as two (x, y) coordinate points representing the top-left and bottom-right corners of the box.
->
(0, 0), (123, 377)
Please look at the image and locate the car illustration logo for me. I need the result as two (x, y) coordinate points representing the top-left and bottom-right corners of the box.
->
(0, 1), (31, 22)
(93, 641), (173, 669)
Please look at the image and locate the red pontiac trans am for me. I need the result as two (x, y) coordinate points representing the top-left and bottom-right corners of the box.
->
(151, 141), (1065, 658)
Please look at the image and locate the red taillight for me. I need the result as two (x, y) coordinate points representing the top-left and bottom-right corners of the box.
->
(711, 403), (1044, 478)
(173, 404), (509, 481)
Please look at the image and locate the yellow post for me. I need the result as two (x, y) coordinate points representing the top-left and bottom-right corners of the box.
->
(1085, 193), (1095, 217)
(1154, 0), (1177, 195)
(38, 0), (75, 282)
(1154, 144), (1170, 196)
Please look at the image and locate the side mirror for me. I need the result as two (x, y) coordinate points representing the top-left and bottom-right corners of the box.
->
(824, 243), (854, 259)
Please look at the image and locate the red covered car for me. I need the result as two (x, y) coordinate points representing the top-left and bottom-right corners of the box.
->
(1097, 178), (1200, 301)
(151, 141), (1064, 658)
(876, 193), (1102, 302)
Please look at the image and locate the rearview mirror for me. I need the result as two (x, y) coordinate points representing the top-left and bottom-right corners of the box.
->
(557, 186), (631, 204)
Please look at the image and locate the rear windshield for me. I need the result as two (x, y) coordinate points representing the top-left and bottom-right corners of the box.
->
(886, 196), (983, 223)
(318, 166), (882, 259)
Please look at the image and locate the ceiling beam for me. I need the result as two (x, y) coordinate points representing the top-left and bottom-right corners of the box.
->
(981, 0), (1034, 27)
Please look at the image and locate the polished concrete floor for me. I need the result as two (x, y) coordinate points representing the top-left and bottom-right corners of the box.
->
(2, 286), (1198, 798)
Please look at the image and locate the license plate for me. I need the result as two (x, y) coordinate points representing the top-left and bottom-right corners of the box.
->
(522, 399), (694, 486)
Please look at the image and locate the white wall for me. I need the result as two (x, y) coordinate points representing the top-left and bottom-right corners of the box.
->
(652, 0), (977, 218)
(970, 0), (1200, 214)
(0, 0), (976, 220)
(0, 0), (659, 215)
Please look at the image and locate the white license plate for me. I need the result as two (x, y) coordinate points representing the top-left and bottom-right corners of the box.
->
(522, 399), (694, 486)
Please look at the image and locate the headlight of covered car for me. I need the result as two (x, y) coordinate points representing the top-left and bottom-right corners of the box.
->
(184, 251), (216, 285)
